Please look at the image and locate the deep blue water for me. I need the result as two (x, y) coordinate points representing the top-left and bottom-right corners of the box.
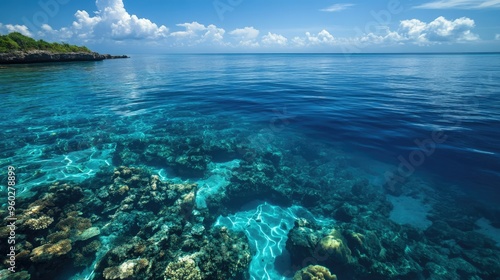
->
(1, 53), (500, 279)
(1, 53), (499, 202)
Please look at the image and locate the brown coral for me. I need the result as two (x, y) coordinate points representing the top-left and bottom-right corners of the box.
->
(82, 240), (102, 254)
(25, 215), (54, 230)
(103, 258), (149, 280)
(47, 230), (70, 243)
(30, 239), (72, 262)
(118, 185), (129, 195)
(56, 216), (92, 233)
(151, 175), (159, 190)
(318, 229), (352, 264)
(164, 255), (202, 280)
(293, 265), (337, 280)
(169, 183), (197, 193)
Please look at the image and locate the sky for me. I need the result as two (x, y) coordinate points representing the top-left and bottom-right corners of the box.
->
(0, 0), (499, 53)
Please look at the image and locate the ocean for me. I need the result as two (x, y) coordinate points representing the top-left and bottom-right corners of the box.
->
(1, 53), (499, 279)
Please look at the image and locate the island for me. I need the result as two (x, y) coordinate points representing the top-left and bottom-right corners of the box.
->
(0, 32), (128, 64)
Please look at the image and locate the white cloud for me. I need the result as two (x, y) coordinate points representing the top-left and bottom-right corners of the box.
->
(39, 24), (73, 40)
(306, 29), (336, 45)
(229, 26), (260, 47)
(399, 16), (478, 44)
(262, 32), (288, 46)
(203, 24), (226, 42)
(0, 4), (484, 52)
(171, 22), (207, 38)
(286, 16), (478, 50)
(38, 0), (168, 41)
(291, 36), (306, 47)
(348, 16), (478, 47)
(495, 34), (500, 40)
(94, 0), (168, 40)
(0, 24), (32, 37)
(320, 3), (355, 12)
(414, 0), (500, 9)
(170, 22), (225, 45)
(358, 32), (401, 44)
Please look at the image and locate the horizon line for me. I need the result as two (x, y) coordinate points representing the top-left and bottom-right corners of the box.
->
(125, 52), (500, 55)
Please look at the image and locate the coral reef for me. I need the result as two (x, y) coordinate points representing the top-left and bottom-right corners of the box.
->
(30, 239), (72, 262)
(286, 220), (352, 269)
(103, 259), (149, 280)
(1, 128), (500, 280)
(293, 265), (337, 280)
(318, 230), (352, 264)
(24, 215), (54, 230)
(0, 269), (31, 280)
(164, 255), (202, 280)
(88, 166), (250, 280)
(0, 166), (252, 279)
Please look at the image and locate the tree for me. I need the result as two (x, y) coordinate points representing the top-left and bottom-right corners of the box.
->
(8, 32), (38, 50)
(0, 35), (20, 52)
(0, 32), (92, 53)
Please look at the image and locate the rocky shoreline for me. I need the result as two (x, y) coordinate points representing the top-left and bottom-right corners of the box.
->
(0, 50), (129, 64)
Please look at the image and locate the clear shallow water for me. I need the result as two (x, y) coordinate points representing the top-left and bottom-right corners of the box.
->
(1, 53), (499, 201)
(1, 53), (500, 279)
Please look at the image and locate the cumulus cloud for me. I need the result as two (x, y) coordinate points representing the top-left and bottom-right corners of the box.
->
(36, 0), (168, 41)
(170, 22), (225, 45)
(340, 16), (478, 48)
(291, 36), (307, 47)
(286, 16), (477, 50)
(414, 0), (500, 9)
(40, 24), (73, 40)
(320, 3), (355, 12)
(305, 29), (336, 45)
(495, 34), (500, 40)
(170, 22), (206, 38)
(80, 0), (168, 40)
(262, 32), (288, 46)
(358, 31), (403, 45)
(229, 26), (260, 47)
(399, 16), (478, 44)
(0, 24), (32, 36)
(0, 3), (484, 52)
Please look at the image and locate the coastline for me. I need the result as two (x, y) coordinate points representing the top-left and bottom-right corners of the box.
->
(0, 50), (129, 64)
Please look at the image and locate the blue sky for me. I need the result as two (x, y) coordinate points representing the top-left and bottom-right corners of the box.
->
(0, 0), (499, 53)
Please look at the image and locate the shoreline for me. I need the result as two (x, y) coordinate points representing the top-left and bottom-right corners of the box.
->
(0, 50), (129, 64)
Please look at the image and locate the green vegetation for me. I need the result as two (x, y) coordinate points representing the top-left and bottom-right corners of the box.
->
(0, 32), (92, 53)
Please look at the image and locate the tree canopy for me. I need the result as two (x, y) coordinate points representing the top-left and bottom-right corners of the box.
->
(0, 32), (92, 53)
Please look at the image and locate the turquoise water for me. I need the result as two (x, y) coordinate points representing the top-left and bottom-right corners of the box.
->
(1, 54), (499, 279)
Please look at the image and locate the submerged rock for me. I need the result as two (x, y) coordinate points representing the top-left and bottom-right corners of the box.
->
(75, 227), (101, 241)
